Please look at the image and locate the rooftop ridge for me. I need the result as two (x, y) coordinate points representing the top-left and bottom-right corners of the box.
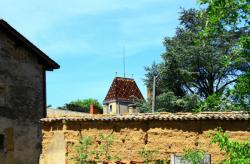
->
(115, 77), (134, 80)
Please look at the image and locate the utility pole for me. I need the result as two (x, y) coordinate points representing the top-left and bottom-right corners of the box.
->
(152, 75), (156, 113)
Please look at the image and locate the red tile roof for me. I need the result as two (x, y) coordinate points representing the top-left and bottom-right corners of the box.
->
(104, 77), (144, 103)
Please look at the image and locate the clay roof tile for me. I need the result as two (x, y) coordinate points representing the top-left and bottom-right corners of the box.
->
(104, 77), (144, 103)
(41, 112), (250, 122)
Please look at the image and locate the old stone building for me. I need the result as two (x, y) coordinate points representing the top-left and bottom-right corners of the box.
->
(0, 19), (59, 163)
(103, 77), (144, 115)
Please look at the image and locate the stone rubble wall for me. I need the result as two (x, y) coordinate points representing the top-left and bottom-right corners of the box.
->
(40, 119), (250, 164)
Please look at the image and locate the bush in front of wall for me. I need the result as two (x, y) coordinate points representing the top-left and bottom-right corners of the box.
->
(73, 136), (93, 164)
(138, 146), (159, 164)
(209, 128), (250, 163)
(182, 149), (205, 164)
(72, 133), (121, 163)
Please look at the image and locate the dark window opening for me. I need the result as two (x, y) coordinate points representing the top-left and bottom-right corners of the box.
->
(109, 105), (112, 113)
(0, 134), (4, 150)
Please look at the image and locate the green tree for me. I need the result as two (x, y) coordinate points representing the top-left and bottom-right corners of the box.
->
(199, 0), (250, 110)
(62, 98), (103, 113)
(143, 8), (244, 112)
(162, 9), (242, 98)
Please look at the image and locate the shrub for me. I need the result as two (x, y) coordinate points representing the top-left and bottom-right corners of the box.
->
(210, 128), (250, 163)
(182, 149), (205, 164)
(73, 133), (119, 163)
(138, 146), (158, 164)
(73, 136), (93, 164)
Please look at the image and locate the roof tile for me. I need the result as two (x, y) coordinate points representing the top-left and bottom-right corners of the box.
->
(104, 77), (144, 102)
(41, 112), (249, 122)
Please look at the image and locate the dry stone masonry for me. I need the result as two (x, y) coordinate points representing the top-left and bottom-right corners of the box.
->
(40, 112), (250, 164)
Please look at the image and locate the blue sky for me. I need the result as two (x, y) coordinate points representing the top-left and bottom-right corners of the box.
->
(0, 0), (199, 107)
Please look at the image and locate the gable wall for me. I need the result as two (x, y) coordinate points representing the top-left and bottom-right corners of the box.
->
(0, 30), (45, 163)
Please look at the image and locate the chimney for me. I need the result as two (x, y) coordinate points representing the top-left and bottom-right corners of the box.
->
(90, 104), (99, 114)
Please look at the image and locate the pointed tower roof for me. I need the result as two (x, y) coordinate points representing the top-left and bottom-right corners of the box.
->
(104, 77), (144, 103)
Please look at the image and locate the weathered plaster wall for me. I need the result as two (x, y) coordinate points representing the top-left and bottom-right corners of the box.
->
(0, 30), (44, 163)
(40, 119), (250, 164)
(109, 102), (117, 114)
(118, 103), (129, 115)
(103, 102), (133, 115)
(0, 117), (41, 164)
(0, 30), (44, 121)
(41, 131), (66, 164)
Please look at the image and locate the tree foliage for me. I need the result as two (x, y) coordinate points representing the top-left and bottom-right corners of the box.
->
(142, 7), (249, 112)
(199, 0), (250, 110)
(60, 98), (103, 113)
(210, 128), (250, 163)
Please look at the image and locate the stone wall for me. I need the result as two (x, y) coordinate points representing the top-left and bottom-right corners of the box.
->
(0, 117), (42, 164)
(40, 115), (250, 164)
(0, 29), (44, 163)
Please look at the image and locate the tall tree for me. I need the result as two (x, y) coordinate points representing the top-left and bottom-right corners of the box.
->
(143, 8), (247, 112)
(199, 0), (250, 109)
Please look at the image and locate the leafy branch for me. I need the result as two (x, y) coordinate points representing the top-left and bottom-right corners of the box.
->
(210, 128), (250, 163)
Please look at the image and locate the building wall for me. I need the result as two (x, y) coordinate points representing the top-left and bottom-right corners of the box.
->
(103, 102), (130, 115)
(103, 102), (117, 114)
(40, 119), (250, 164)
(103, 105), (108, 114)
(118, 103), (129, 115)
(0, 30), (44, 163)
(109, 102), (117, 114)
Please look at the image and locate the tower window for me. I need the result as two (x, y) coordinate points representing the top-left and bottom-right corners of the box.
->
(109, 105), (112, 113)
